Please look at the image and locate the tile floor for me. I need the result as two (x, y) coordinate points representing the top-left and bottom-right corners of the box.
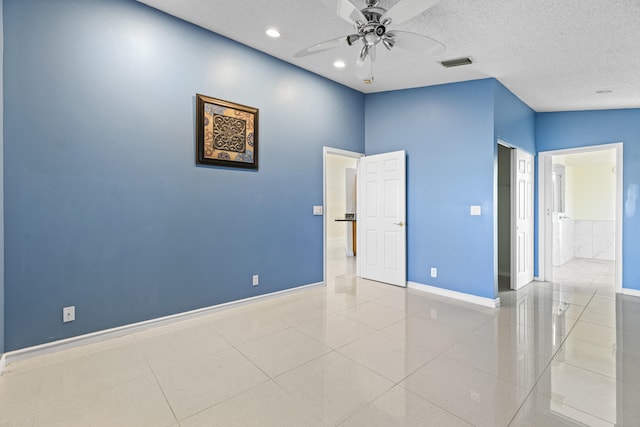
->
(1, 249), (638, 426)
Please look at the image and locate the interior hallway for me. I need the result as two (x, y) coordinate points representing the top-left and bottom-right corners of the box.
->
(0, 243), (639, 426)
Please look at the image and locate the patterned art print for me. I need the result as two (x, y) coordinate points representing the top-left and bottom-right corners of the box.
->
(196, 94), (258, 169)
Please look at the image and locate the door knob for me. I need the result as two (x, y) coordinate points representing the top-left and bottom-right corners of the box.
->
(393, 221), (404, 227)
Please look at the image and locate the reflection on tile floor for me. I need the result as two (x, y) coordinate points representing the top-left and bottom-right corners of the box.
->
(1, 249), (638, 426)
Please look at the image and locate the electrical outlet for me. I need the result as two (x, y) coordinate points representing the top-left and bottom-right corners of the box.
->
(63, 306), (75, 323)
(430, 267), (438, 278)
(252, 275), (259, 286)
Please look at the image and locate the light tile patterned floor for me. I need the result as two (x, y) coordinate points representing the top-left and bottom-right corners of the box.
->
(1, 249), (638, 426)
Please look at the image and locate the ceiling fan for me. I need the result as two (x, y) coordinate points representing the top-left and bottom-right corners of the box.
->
(294, 0), (446, 84)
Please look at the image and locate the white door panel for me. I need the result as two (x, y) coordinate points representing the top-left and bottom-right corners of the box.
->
(512, 149), (534, 289)
(358, 151), (407, 287)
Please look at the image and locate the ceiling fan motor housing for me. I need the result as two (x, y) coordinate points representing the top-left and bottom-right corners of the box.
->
(357, 6), (390, 46)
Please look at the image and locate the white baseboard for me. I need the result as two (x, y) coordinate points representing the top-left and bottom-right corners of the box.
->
(408, 281), (500, 308)
(0, 353), (6, 377)
(622, 288), (640, 298)
(498, 270), (510, 277)
(4, 281), (324, 365)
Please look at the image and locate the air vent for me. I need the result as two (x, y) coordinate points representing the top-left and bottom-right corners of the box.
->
(440, 57), (473, 68)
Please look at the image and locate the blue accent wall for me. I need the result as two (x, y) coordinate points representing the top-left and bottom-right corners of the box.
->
(0, 0), (5, 355)
(494, 81), (536, 153)
(536, 109), (640, 291)
(365, 79), (497, 299)
(3, 0), (364, 350)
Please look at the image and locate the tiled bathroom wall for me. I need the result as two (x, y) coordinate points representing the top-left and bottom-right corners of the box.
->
(554, 219), (615, 265)
(574, 220), (615, 260)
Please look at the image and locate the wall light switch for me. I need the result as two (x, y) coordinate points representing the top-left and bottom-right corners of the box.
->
(313, 206), (323, 216)
(470, 205), (482, 216)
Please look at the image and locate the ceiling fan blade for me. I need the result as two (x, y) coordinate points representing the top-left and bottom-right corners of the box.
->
(294, 36), (348, 58)
(381, 0), (439, 25)
(321, 0), (366, 25)
(388, 30), (446, 55)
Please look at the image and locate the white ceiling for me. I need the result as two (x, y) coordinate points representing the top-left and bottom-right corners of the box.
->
(137, 0), (640, 112)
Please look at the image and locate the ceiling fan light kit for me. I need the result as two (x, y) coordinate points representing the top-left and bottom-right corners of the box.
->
(295, 0), (446, 83)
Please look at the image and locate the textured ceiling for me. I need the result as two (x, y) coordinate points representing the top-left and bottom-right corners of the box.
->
(137, 0), (640, 112)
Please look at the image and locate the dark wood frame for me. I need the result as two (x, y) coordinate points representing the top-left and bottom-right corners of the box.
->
(196, 94), (259, 169)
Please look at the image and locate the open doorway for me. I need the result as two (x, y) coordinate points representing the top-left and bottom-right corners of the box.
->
(497, 144), (512, 292)
(322, 147), (363, 285)
(497, 141), (535, 293)
(539, 143), (623, 293)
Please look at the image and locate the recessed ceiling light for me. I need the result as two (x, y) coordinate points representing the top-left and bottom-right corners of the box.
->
(265, 28), (281, 38)
(596, 89), (613, 94)
(333, 60), (346, 68)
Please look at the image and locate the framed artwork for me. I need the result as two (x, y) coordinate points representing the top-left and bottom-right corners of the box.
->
(196, 94), (259, 169)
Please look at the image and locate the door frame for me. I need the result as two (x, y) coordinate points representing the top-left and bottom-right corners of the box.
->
(495, 140), (535, 292)
(322, 147), (365, 285)
(537, 142), (623, 293)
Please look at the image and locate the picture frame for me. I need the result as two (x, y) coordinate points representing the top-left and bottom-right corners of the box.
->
(196, 94), (259, 169)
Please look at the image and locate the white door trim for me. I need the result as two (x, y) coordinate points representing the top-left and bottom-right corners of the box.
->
(537, 142), (623, 293)
(322, 147), (365, 285)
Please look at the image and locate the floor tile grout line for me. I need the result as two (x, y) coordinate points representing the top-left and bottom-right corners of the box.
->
(145, 356), (180, 426)
(269, 348), (396, 426)
(396, 384), (476, 427)
(266, 377), (329, 426)
(505, 287), (590, 426)
(173, 377), (274, 424)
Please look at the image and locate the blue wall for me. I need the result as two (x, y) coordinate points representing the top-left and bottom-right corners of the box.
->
(537, 109), (640, 291)
(0, 0), (5, 355)
(494, 81), (536, 153)
(3, 0), (364, 350)
(365, 79), (497, 299)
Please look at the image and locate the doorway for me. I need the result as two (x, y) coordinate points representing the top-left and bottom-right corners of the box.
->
(322, 147), (363, 285)
(538, 143), (623, 293)
(497, 144), (512, 292)
(497, 141), (535, 293)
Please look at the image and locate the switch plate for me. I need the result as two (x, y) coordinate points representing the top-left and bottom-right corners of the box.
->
(313, 206), (323, 215)
(430, 267), (437, 278)
(252, 275), (259, 286)
(63, 306), (75, 323)
(470, 205), (482, 216)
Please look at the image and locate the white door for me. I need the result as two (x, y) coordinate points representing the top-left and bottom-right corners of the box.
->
(357, 151), (407, 287)
(511, 149), (534, 290)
